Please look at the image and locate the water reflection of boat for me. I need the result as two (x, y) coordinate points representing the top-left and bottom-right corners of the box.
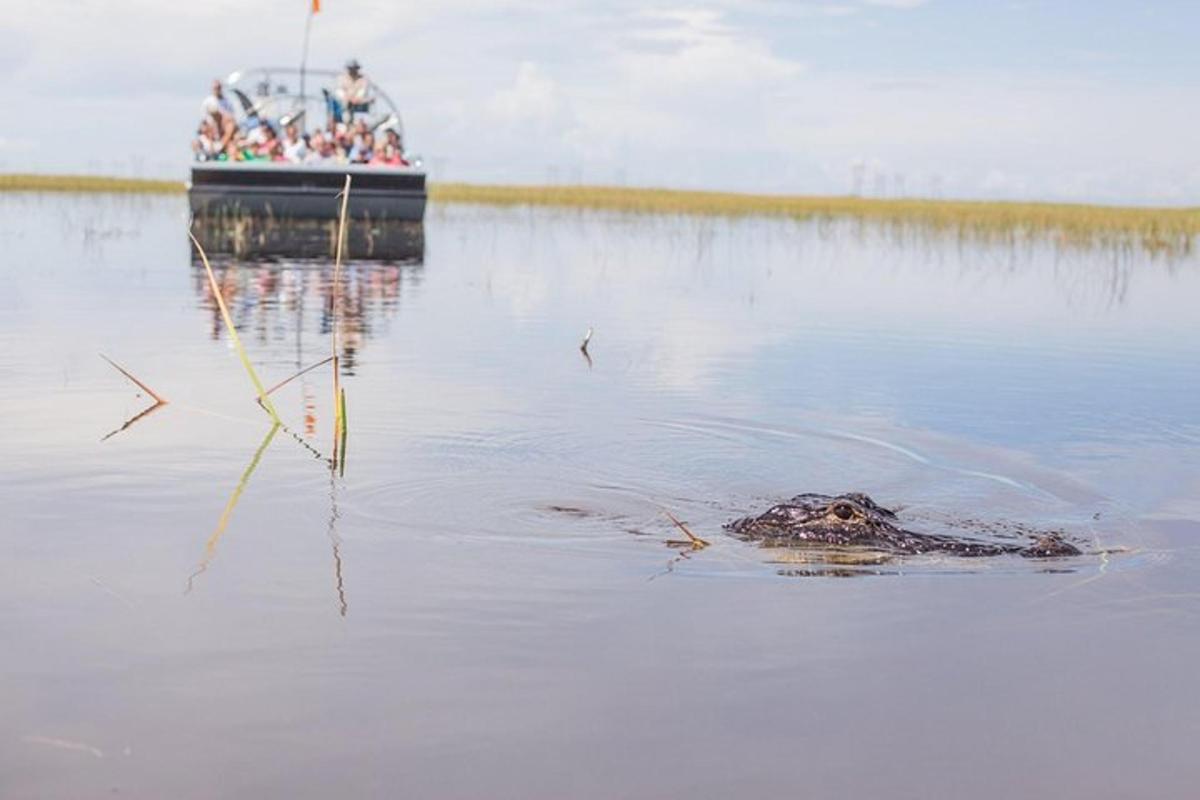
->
(190, 213), (424, 261)
(192, 256), (421, 376)
(188, 67), (426, 223)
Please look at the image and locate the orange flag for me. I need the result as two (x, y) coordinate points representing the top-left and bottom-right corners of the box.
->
(312, 0), (320, 12)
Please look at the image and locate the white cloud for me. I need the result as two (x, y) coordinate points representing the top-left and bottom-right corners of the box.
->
(486, 62), (571, 131)
(622, 8), (804, 91)
(0, 1), (1197, 203)
(862, 0), (931, 8)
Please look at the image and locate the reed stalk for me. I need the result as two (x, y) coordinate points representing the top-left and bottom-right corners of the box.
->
(337, 388), (348, 477)
(188, 232), (282, 425)
(331, 175), (351, 469)
(260, 355), (335, 399)
(99, 354), (168, 404)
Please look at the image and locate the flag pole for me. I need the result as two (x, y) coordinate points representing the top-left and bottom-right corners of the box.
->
(299, 1), (318, 116)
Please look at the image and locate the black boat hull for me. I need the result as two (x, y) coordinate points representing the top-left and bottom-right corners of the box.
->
(188, 163), (426, 221)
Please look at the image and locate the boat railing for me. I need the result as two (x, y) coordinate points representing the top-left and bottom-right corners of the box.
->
(225, 66), (405, 139)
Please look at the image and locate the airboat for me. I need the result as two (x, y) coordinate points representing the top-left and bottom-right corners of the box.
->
(187, 66), (426, 223)
(188, 66), (425, 259)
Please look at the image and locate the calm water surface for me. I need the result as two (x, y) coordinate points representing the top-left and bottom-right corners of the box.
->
(1, 193), (1198, 798)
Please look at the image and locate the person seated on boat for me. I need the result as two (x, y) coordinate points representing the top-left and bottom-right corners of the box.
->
(370, 141), (404, 167)
(354, 132), (377, 164)
(327, 122), (349, 158)
(243, 124), (282, 161)
(201, 79), (238, 153)
(371, 128), (410, 166)
(334, 59), (373, 121)
(305, 129), (333, 162)
(387, 128), (410, 165)
(192, 118), (222, 161)
(243, 117), (271, 148)
(349, 120), (375, 163)
(282, 123), (308, 163)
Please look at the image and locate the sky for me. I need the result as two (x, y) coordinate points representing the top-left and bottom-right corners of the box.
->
(2, 0), (1198, 204)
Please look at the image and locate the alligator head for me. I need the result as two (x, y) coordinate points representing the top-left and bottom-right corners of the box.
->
(726, 492), (1081, 558)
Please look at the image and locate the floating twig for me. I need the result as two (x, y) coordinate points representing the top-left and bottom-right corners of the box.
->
(663, 509), (711, 550)
(579, 327), (594, 368)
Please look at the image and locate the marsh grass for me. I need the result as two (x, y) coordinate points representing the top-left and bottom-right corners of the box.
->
(5, 173), (1194, 252)
(0, 173), (184, 194)
(337, 388), (348, 477)
(189, 232), (282, 425)
(331, 176), (351, 472)
(260, 356), (335, 400)
(431, 183), (1200, 254)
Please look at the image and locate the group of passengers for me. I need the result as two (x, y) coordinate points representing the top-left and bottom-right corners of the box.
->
(192, 60), (410, 167)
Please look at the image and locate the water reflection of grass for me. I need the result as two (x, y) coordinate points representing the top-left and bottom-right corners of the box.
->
(186, 422), (280, 592)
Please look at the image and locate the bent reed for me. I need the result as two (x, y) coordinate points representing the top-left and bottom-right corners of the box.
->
(3, 173), (1194, 252)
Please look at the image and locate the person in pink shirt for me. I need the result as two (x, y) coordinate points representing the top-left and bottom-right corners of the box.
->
(371, 128), (410, 166)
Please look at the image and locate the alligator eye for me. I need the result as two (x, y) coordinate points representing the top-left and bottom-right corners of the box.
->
(831, 503), (855, 520)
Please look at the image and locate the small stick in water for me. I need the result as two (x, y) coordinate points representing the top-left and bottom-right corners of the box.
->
(579, 327), (594, 368)
(99, 354), (168, 405)
(663, 509), (710, 550)
(258, 355), (335, 402)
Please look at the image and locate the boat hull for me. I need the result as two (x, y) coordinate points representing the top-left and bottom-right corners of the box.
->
(188, 163), (426, 221)
(189, 214), (424, 261)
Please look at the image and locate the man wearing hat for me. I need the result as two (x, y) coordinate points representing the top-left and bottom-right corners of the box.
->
(335, 59), (373, 122)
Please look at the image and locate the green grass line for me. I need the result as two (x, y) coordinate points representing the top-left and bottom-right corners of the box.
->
(429, 183), (1200, 251)
(0, 173), (184, 194)
(4, 172), (1195, 250)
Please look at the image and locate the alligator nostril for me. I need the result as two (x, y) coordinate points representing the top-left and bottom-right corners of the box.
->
(832, 503), (854, 520)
